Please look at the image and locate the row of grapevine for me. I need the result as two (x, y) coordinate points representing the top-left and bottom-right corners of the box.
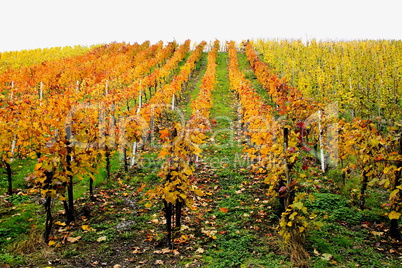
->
(228, 41), (309, 234)
(0, 42), (148, 97)
(254, 39), (402, 121)
(242, 41), (402, 263)
(1, 41), (167, 177)
(1, 39), (185, 166)
(247, 41), (402, 229)
(0, 45), (93, 72)
(117, 40), (197, 169)
(144, 40), (220, 246)
(0, 40), (200, 241)
(139, 41), (206, 123)
(189, 40), (220, 119)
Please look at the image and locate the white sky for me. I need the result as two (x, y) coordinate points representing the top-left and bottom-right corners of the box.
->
(1, 0), (401, 52)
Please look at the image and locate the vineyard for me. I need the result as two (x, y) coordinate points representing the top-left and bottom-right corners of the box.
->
(0, 39), (401, 267)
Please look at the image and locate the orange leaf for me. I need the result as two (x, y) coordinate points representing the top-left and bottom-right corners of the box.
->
(220, 207), (229, 213)
(159, 129), (170, 140)
(136, 184), (146, 193)
(158, 148), (170, 158)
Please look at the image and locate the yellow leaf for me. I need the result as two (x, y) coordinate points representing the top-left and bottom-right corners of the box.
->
(389, 189), (399, 201)
(291, 202), (304, 210)
(34, 163), (42, 170)
(145, 203), (152, 208)
(282, 232), (291, 242)
(82, 225), (93, 231)
(388, 211), (401, 220)
(88, 173), (96, 180)
(194, 188), (204, 197)
(164, 190), (178, 204)
(289, 212), (298, 220)
(54, 221), (66, 226)
(29, 151), (37, 159)
(370, 139), (380, 147)
(48, 240), (56, 246)
(183, 165), (194, 176)
(302, 206), (308, 214)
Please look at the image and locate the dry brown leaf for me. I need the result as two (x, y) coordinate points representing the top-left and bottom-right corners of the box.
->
(67, 236), (81, 243)
(132, 247), (143, 254)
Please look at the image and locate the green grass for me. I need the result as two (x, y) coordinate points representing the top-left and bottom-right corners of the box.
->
(184, 52), (208, 120)
(237, 52), (273, 105)
(0, 200), (44, 266)
(191, 52), (292, 267)
(0, 158), (36, 193)
(308, 222), (401, 267)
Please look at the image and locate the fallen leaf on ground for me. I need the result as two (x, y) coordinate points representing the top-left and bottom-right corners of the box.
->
(219, 207), (228, 213)
(132, 247), (143, 254)
(97, 236), (107, 242)
(67, 236), (81, 243)
(321, 253), (333, 261)
(82, 225), (95, 232)
(195, 248), (205, 254)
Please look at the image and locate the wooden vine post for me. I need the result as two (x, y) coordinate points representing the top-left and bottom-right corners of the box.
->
(318, 110), (326, 172)
(43, 170), (54, 242)
(64, 125), (75, 223)
(5, 161), (13, 195)
(105, 80), (109, 96)
(130, 141), (138, 168)
(39, 81), (43, 102)
(9, 81), (14, 100)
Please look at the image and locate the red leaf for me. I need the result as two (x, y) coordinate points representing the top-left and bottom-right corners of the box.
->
(278, 186), (287, 194)
(302, 162), (309, 170)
